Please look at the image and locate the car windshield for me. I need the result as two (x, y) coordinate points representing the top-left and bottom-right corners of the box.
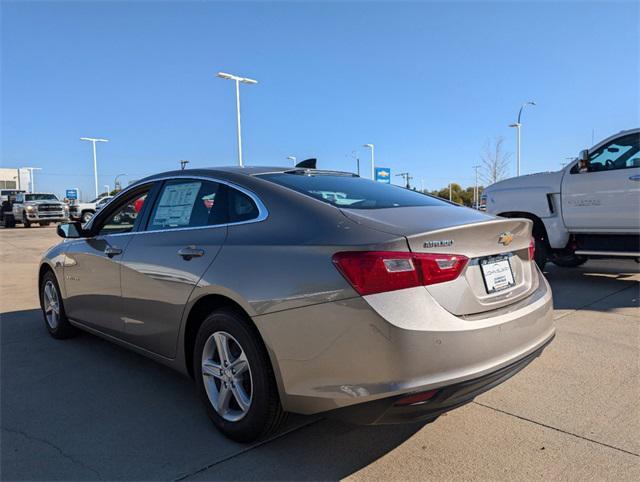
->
(259, 172), (448, 209)
(26, 194), (58, 201)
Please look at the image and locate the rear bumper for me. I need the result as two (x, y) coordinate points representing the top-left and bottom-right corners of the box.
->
(326, 334), (553, 425)
(254, 269), (555, 416)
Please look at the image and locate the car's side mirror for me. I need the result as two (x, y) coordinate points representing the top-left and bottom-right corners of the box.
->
(579, 149), (589, 162)
(57, 221), (85, 239)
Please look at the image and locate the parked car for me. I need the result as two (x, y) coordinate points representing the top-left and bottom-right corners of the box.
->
(0, 189), (26, 228)
(12, 192), (69, 227)
(484, 128), (640, 269)
(39, 167), (555, 442)
(69, 195), (113, 223)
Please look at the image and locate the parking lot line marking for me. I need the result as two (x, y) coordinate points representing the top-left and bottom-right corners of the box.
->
(473, 401), (640, 458)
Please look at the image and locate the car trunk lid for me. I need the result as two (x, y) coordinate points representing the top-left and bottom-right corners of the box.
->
(341, 206), (538, 315)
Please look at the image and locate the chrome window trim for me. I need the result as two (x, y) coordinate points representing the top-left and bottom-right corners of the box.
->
(85, 174), (268, 238)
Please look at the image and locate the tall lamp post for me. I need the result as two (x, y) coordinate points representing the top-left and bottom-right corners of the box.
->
(473, 164), (481, 208)
(80, 137), (109, 198)
(114, 173), (126, 191)
(363, 143), (375, 180)
(217, 72), (258, 167)
(287, 156), (297, 166)
(509, 101), (536, 177)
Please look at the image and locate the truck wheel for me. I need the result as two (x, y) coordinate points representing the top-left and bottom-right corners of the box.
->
(533, 232), (548, 271)
(22, 214), (31, 228)
(3, 216), (15, 228)
(81, 211), (94, 223)
(552, 255), (588, 268)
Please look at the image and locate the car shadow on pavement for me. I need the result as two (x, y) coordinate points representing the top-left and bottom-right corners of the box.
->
(542, 260), (639, 312)
(1, 308), (424, 481)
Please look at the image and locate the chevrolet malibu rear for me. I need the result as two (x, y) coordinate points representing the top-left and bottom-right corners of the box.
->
(38, 167), (554, 443)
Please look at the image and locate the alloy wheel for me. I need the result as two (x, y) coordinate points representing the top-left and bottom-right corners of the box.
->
(43, 280), (60, 330)
(201, 331), (253, 422)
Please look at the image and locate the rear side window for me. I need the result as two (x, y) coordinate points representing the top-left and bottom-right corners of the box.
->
(228, 187), (260, 223)
(147, 180), (226, 231)
(259, 173), (447, 209)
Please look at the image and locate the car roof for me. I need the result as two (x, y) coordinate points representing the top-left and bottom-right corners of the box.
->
(135, 165), (356, 184)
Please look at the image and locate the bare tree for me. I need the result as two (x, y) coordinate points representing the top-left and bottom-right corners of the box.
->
(480, 137), (511, 186)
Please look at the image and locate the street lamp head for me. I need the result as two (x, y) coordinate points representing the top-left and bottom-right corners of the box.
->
(363, 143), (374, 149)
(527, 101), (536, 106)
(217, 72), (258, 84)
(509, 123), (520, 128)
(80, 137), (109, 143)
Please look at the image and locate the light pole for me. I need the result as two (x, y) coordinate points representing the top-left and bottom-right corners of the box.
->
(23, 167), (42, 193)
(80, 137), (109, 198)
(287, 156), (297, 166)
(217, 72), (258, 167)
(104, 185), (110, 195)
(114, 173), (126, 191)
(363, 144), (375, 180)
(509, 101), (535, 177)
(180, 160), (190, 170)
(473, 164), (481, 208)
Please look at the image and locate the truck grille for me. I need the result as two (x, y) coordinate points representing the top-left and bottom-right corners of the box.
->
(37, 204), (63, 213)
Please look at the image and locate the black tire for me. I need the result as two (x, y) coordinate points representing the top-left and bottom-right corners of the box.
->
(552, 255), (588, 268)
(3, 216), (16, 228)
(22, 213), (31, 228)
(40, 271), (78, 339)
(193, 308), (286, 443)
(81, 211), (94, 224)
(532, 231), (548, 271)
(40, 221), (50, 226)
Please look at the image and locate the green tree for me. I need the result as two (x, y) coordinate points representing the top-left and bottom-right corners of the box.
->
(429, 183), (485, 207)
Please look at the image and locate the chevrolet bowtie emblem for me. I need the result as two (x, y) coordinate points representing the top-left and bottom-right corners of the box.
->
(498, 232), (514, 246)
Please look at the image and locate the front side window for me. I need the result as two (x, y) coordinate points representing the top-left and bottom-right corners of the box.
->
(98, 191), (149, 235)
(146, 180), (225, 231)
(259, 172), (447, 209)
(571, 133), (640, 174)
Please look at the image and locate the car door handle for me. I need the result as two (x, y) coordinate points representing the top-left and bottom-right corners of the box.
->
(177, 246), (205, 260)
(104, 246), (123, 257)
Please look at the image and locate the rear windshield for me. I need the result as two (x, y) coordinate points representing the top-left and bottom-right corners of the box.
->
(259, 173), (447, 209)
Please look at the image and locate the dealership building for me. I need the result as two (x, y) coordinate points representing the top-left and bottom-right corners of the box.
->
(0, 167), (33, 191)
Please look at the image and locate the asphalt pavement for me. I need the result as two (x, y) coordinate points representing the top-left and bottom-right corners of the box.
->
(1, 227), (638, 481)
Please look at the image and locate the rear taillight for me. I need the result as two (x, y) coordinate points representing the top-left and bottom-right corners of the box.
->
(528, 238), (535, 261)
(332, 251), (468, 296)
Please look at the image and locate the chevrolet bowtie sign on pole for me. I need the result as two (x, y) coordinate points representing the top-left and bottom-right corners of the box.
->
(375, 167), (391, 183)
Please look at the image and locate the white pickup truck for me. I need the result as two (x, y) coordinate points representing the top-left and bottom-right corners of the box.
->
(68, 195), (112, 223)
(11, 192), (69, 227)
(484, 128), (640, 269)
